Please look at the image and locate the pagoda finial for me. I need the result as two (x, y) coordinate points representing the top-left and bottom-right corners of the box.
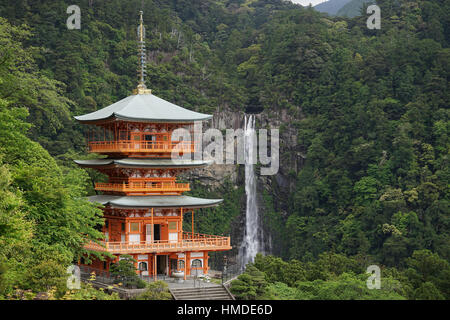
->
(134, 10), (152, 95)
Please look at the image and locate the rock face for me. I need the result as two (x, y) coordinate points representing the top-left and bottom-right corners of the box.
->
(181, 107), (304, 258)
(185, 163), (239, 189)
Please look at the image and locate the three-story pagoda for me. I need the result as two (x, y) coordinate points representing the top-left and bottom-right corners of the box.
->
(75, 12), (231, 280)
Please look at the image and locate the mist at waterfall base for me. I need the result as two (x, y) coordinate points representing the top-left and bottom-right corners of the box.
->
(238, 114), (263, 271)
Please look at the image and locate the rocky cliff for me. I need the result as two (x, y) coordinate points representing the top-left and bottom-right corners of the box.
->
(181, 107), (305, 259)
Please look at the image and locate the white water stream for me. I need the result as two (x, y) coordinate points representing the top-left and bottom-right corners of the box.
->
(239, 114), (261, 270)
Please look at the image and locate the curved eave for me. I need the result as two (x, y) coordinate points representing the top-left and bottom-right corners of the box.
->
(113, 113), (213, 123)
(73, 93), (213, 124)
(74, 113), (212, 124)
(87, 195), (223, 209)
(74, 159), (112, 167)
(74, 159), (213, 169)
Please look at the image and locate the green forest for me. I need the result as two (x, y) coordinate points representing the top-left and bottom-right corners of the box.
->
(0, 0), (449, 300)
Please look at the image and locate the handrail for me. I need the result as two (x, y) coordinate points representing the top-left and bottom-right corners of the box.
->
(182, 231), (227, 240)
(95, 181), (190, 193)
(88, 140), (195, 153)
(84, 233), (231, 254)
(115, 177), (175, 182)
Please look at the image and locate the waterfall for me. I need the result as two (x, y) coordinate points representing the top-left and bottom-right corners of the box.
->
(239, 114), (261, 270)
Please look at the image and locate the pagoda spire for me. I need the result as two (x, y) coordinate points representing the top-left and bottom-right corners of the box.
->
(134, 10), (152, 95)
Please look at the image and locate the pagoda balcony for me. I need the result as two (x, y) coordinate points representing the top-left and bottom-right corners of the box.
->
(95, 181), (190, 195)
(84, 232), (231, 254)
(88, 140), (195, 155)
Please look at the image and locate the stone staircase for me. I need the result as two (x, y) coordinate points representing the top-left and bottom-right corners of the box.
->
(170, 285), (235, 300)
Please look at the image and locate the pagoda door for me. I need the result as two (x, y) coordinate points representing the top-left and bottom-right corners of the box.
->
(144, 134), (156, 150)
(145, 224), (152, 243)
(131, 133), (141, 150)
(129, 234), (140, 244)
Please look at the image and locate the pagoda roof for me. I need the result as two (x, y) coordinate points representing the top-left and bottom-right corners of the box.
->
(74, 158), (212, 169)
(88, 195), (223, 209)
(74, 93), (212, 123)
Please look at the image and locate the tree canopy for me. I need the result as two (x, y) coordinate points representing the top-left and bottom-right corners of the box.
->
(0, 0), (448, 300)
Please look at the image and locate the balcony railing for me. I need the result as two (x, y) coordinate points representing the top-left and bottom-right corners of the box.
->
(95, 181), (190, 194)
(88, 140), (194, 154)
(84, 232), (231, 254)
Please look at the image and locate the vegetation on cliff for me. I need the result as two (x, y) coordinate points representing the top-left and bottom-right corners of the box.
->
(0, 0), (448, 299)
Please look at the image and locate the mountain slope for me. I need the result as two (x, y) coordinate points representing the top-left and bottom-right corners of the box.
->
(0, 0), (448, 283)
(313, 0), (352, 15)
(336, 0), (374, 17)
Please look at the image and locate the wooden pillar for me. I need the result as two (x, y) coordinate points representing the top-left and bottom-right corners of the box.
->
(166, 255), (169, 276)
(133, 255), (138, 273)
(184, 252), (187, 280)
(154, 254), (157, 281)
(151, 208), (154, 242)
(187, 252), (191, 278)
(180, 208), (183, 241)
(107, 218), (111, 242)
(191, 210), (194, 238)
(203, 251), (208, 275)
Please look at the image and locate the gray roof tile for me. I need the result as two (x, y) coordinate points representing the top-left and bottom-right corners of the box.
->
(88, 195), (223, 209)
(74, 159), (213, 168)
(74, 94), (212, 123)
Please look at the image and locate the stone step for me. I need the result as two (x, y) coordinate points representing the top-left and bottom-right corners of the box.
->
(174, 292), (229, 297)
(175, 296), (232, 300)
(171, 286), (233, 300)
(171, 289), (225, 294)
(171, 286), (222, 291)
(172, 288), (226, 293)
(174, 292), (231, 298)
(183, 297), (233, 300)
(173, 293), (229, 298)
(173, 292), (230, 297)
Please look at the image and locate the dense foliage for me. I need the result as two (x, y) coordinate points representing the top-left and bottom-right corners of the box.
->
(109, 255), (147, 289)
(0, 0), (448, 300)
(259, 0), (450, 270)
(231, 252), (449, 299)
(134, 280), (173, 300)
(0, 17), (108, 298)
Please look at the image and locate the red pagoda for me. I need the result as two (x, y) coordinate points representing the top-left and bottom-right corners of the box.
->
(74, 12), (231, 280)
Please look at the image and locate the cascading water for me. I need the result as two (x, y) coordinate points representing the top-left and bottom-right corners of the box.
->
(239, 114), (261, 270)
